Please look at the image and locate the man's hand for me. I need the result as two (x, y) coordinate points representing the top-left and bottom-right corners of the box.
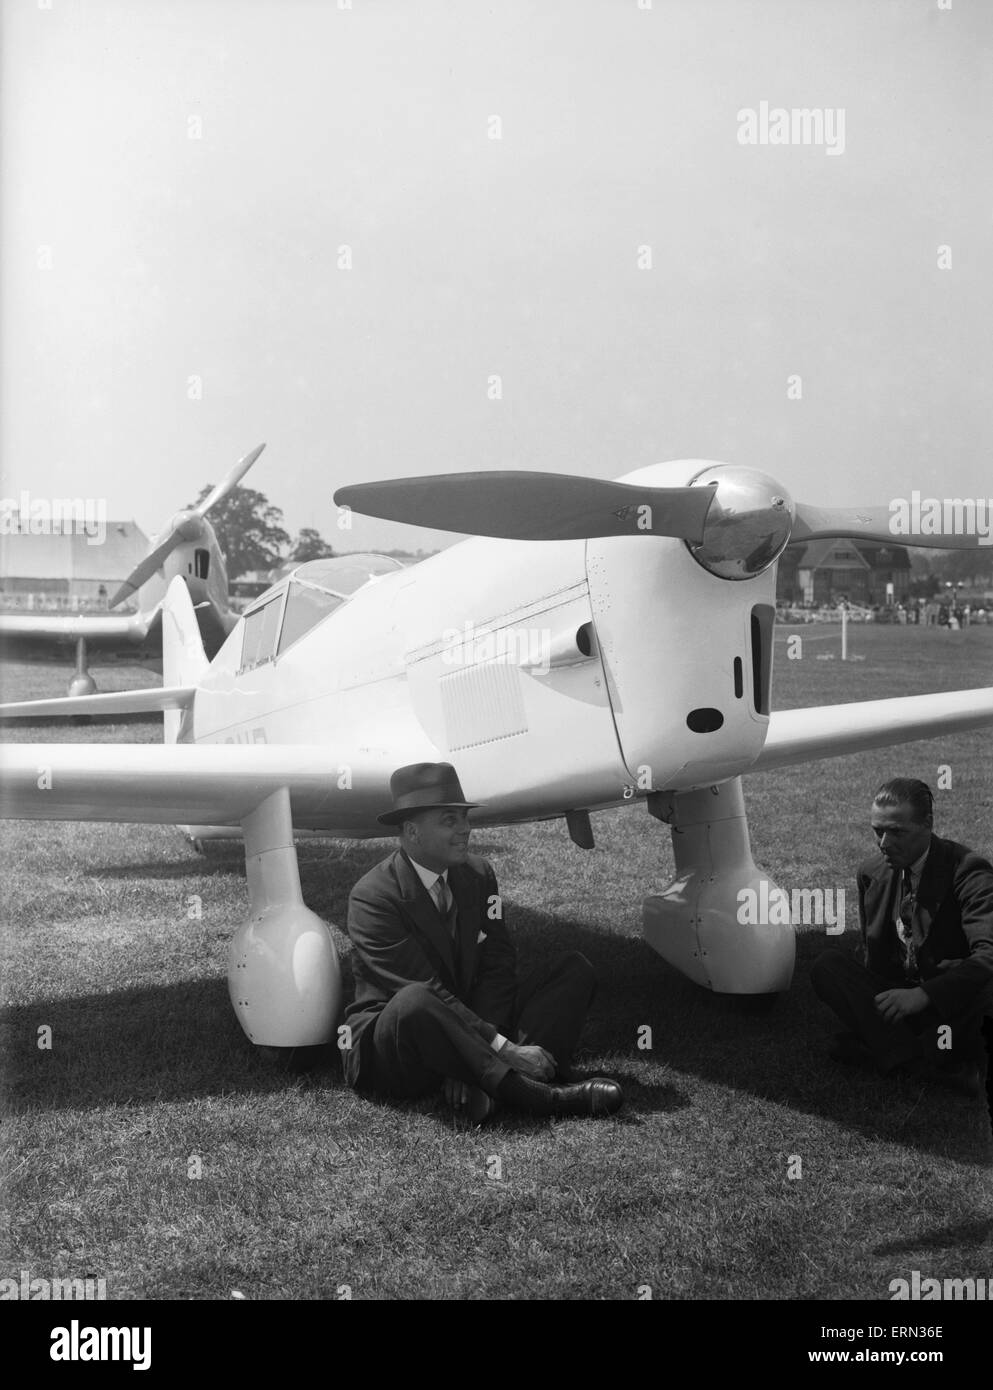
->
(502, 1041), (556, 1080)
(874, 986), (930, 1024)
(443, 1078), (471, 1109)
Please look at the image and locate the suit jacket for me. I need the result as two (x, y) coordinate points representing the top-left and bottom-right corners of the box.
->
(341, 849), (518, 1090)
(857, 833), (993, 1019)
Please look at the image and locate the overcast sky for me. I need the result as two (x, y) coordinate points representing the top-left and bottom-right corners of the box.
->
(1, 0), (990, 555)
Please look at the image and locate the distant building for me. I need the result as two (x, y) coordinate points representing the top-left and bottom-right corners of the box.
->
(0, 521), (148, 608)
(777, 539), (912, 607)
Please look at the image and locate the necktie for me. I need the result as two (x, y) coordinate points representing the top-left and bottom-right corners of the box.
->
(433, 875), (452, 917)
(433, 875), (461, 973)
(896, 866), (918, 980)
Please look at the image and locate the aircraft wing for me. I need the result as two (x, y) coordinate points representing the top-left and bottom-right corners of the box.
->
(0, 742), (398, 833)
(0, 687), (196, 719)
(0, 601), (233, 659)
(4, 689), (991, 830)
(0, 611), (153, 646)
(752, 688), (993, 772)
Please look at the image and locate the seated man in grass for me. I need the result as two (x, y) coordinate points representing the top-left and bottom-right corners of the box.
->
(811, 777), (993, 1095)
(340, 761), (623, 1123)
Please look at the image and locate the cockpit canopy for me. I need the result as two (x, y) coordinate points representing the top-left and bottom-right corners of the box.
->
(288, 555), (404, 597)
(239, 553), (404, 673)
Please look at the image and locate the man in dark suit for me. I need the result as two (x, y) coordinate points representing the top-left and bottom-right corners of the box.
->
(341, 762), (623, 1121)
(810, 777), (993, 1093)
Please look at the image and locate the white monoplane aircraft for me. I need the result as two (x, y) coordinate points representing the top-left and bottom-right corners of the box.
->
(0, 443), (266, 694)
(1, 460), (991, 1057)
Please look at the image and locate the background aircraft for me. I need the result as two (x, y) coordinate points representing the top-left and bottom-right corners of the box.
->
(0, 443), (265, 695)
(1, 459), (992, 1057)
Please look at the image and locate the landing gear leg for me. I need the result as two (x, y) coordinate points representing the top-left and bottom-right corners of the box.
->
(68, 637), (97, 697)
(642, 777), (795, 994)
(228, 787), (342, 1047)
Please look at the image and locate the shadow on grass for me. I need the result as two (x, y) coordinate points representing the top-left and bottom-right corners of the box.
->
(83, 855), (248, 880)
(492, 909), (993, 1164)
(0, 964), (691, 1126)
(1, 975), (342, 1113)
(80, 844), (391, 920)
(356, 1071), (689, 1135)
(4, 861), (990, 1162)
(872, 1217), (993, 1256)
(82, 839), (510, 882)
(0, 713), (158, 729)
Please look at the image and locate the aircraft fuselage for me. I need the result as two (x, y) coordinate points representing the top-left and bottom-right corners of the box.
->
(189, 462), (777, 831)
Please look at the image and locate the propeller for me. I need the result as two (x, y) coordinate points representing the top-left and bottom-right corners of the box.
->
(336, 464), (989, 578)
(791, 502), (983, 550)
(333, 471), (715, 543)
(110, 443), (266, 607)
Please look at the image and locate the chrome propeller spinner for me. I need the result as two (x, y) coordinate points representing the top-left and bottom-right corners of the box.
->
(685, 465), (795, 580)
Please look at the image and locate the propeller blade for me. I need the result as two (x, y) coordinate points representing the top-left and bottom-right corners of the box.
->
(195, 442), (266, 518)
(109, 443), (267, 608)
(108, 532), (185, 608)
(792, 502), (984, 551)
(334, 471), (715, 542)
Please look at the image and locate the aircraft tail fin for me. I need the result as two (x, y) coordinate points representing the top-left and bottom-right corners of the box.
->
(161, 577), (208, 743)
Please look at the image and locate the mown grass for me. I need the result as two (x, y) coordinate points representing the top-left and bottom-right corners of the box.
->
(1, 628), (992, 1300)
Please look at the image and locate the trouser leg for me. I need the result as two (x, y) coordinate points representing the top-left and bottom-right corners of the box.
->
(920, 1001), (989, 1066)
(370, 983), (511, 1099)
(810, 953), (922, 1072)
(512, 950), (596, 1073)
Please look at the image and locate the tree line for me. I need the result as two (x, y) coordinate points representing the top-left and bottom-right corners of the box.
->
(188, 483), (431, 578)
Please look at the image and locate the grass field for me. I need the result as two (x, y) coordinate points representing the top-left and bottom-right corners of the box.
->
(1, 626), (992, 1301)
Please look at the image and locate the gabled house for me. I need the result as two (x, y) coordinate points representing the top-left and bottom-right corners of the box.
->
(777, 538), (912, 607)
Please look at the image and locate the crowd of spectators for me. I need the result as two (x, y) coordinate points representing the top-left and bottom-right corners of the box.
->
(776, 598), (991, 626)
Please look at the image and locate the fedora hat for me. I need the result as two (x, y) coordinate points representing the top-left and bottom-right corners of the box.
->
(377, 762), (479, 827)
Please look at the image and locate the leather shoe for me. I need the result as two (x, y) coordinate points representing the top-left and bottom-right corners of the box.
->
(827, 1032), (874, 1068)
(549, 1077), (623, 1117)
(886, 1057), (981, 1097)
(467, 1086), (498, 1124)
(925, 1060), (982, 1098)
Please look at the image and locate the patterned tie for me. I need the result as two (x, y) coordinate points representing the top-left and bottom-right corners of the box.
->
(433, 874), (452, 917)
(433, 875), (461, 979)
(896, 866), (918, 980)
